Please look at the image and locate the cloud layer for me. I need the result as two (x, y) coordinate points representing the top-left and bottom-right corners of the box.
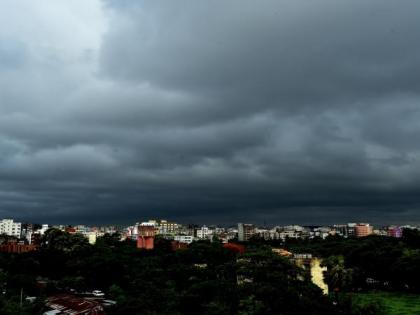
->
(1, 0), (420, 225)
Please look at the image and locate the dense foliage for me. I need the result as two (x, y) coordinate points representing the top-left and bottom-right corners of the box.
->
(1, 228), (419, 314)
(282, 229), (420, 292)
(0, 229), (345, 315)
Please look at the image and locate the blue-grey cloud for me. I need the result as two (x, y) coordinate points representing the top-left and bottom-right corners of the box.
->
(1, 0), (420, 225)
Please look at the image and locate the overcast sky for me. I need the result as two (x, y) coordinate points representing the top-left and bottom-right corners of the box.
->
(1, 0), (420, 225)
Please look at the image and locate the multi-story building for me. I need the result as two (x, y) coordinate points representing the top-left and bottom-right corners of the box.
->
(355, 223), (373, 237)
(238, 223), (255, 242)
(158, 220), (179, 234)
(279, 230), (301, 240)
(127, 224), (139, 240)
(174, 235), (194, 244)
(197, 226), (213, 240)
(137, 223), (155, 250)
(347, 223), (356, 237)
(283, 225), (305, 232)
(334, 225), (349, 237)
(256, 228), (271, 240)
(387, 226), (402, 238)
(0, 219), (21, 238)
(186, 224), (198, 237)
(311, 226), (333, 239)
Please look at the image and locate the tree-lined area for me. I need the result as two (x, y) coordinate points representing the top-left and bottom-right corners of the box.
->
(283, 229), (420, 293)
(0, 228), (419, 314)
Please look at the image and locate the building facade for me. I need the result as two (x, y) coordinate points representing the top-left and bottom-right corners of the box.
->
(137, 224), (156, 250)
(355, 223), (373, 237)
(387, 226), (402, 238)
(197, 226), (213, 240)
(0, 219), (21, 237)
(174, 235), (193, 244)
(238, 223), (255, 241)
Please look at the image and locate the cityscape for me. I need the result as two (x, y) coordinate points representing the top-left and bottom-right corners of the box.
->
(0, 218), (414, 252)
(0, 218), (419, 314)
(2, 0), (420, 314)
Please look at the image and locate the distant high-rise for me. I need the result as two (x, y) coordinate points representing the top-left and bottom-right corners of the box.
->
(334, 225), (349, 237)
(238, 223), (255, 241)
(355, 223), (373, 238)
(347, 223), (356, 237)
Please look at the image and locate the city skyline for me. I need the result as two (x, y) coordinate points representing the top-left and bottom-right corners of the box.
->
(1, 1), (420, 224)
(0, 216), (411, 247)
(1, 215), (418, 232)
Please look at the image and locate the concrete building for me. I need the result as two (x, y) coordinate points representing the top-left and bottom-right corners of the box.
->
(174, 235), (193, 244)
(137, 224), (155, 250)
(238, 223), (255, 242)
(279, 230), (301, 240)
(158, 220), (179, 235)
(0, 219), (21, 237)
(387, 226), (402, 238)
(347, 223), (356, 237)
(126, 225), (138, 240)
(283, 225), (305, 232)
(355, 223), (373, 237)
(334, 224), (349, 237)
(311, 226), (332, 239)
(197, 226), (213, 240)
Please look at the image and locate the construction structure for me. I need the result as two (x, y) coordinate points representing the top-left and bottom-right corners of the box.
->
(137, 223), (155, 250)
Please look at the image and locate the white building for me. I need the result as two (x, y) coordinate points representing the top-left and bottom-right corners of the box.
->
(0, 219), (22, 237)
(279, 230), (301, 240)
(283, 225), (305, 232)
(197, 226), (213, 239)
(174, 235), (194, 244)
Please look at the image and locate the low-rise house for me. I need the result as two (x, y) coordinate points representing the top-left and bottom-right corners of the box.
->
(174, 235), (193, 244)
(44, 294), (105, 315)
(0, 241), (38, 253)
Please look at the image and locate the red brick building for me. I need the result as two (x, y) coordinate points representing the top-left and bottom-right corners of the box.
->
(65, 227), (77, 234)
(0, 241), (38, 254)
(137, 225), (155, 250)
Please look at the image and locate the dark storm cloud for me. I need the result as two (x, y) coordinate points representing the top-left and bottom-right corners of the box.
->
(1, 0), (420, 225)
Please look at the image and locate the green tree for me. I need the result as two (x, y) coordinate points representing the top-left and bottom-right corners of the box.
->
(322, 255), (353, 293)
(41, 228), (90, 253)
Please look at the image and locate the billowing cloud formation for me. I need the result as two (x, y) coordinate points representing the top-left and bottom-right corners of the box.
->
(1, 0), (420, 225)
